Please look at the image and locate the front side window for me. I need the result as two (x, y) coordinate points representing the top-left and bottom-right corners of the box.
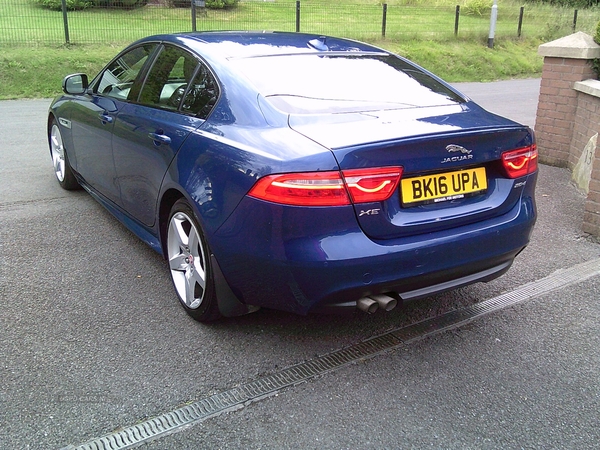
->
(138, 45), (198, 111)
(96, 44), (157, 100)
(137, 44), (219, 118)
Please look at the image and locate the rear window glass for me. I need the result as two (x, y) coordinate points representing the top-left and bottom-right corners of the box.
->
(231, 54), (465, 114)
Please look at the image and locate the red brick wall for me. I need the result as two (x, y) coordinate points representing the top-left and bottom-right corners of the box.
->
(535, 57), (596, 168)
(535, 55), (600, 237)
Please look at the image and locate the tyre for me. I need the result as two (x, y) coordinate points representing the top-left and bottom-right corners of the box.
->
(49, 119), (80, 190)
(167, 199), (221, 322)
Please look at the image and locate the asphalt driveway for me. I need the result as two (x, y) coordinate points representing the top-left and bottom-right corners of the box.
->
(1, 79), (599, 449)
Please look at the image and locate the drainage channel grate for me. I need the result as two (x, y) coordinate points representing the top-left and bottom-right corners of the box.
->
(63, 257), (600, 450)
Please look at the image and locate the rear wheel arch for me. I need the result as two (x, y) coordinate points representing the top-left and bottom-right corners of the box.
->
(159, 189), (186, 257)
(158, 188), (258, 320)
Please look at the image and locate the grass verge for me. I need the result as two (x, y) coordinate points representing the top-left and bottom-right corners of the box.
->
(0, 38), (543, 100)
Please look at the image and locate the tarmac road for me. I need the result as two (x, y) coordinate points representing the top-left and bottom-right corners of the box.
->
(1, 80), (599, 449)
(456, 78), (541, 128)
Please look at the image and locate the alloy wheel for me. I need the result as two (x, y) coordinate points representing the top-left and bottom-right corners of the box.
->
(167, 211), (207, 310)
(50, 123), (66, 182)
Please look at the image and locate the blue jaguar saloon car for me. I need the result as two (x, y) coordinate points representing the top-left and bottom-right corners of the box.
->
(48, 32), (537, 321)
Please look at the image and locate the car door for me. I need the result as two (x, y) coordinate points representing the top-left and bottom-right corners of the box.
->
(69, 43), (158, 204)
(111, 44), (214, 226)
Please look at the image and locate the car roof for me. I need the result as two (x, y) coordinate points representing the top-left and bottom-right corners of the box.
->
(140, 31), (388, 59)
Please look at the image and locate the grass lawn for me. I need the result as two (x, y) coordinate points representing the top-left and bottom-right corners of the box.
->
(0, 0), (597, 99)
(0, 38), (545, 100)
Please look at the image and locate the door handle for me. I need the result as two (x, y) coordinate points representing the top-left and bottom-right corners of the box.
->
(148, 132), (172, 146)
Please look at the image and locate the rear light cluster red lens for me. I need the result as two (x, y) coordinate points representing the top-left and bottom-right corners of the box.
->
(248, 167), (403, 206)
(501, 145), (538, 179)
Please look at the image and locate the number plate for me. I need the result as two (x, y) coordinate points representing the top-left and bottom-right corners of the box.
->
(401, 167), (487, 206)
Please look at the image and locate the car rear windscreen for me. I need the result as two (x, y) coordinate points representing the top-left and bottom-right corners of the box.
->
(231, 53), (465, 114)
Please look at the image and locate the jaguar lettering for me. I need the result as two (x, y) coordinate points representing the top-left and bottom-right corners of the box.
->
(441, 154), (474, 164)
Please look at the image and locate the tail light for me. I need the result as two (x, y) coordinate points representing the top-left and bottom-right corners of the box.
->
(248, 171), (349, 206)
(248, 167), (403, 206)
(502, 145), (538, 179)
(342, 167), (403, 203)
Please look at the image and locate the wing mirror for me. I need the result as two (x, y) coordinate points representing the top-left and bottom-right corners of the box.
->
(62, 73), (89, 95)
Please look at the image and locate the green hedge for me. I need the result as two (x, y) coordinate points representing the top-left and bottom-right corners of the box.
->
(95, 0), (148, 7)
(33, 0), (149, 10)
(33, 0), (94, 11)
(34, 0), (237, 11)
(529, 0), (599, 7)
(171, 0), (239, 8)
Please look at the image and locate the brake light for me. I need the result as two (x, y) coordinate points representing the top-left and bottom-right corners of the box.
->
(248, 167), (403, 206)
(502, 145), (538, 179)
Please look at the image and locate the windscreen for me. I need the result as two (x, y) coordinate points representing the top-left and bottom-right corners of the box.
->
(231, 53), (465, 114)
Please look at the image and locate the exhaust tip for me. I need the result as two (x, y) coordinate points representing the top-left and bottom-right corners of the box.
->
(357, 297), (379, 314)
(369, 294), (398, 312)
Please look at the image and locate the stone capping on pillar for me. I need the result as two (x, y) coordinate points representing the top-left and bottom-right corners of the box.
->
(535, 32), (600, 238)
(537, 31), (600, 59)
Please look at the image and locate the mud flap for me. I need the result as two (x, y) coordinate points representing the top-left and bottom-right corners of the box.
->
(211, 254), (259, 317)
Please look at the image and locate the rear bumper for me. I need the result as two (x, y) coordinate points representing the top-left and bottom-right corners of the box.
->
(311, 253), (516, 314)
(211, 184), (536, 315)
(396, 257), (514, 301)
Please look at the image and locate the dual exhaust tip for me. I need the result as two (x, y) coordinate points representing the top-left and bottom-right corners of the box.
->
(356, 293), (399, 314)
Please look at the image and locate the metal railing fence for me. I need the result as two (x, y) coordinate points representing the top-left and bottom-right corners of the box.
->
(1, 0), (598, 46)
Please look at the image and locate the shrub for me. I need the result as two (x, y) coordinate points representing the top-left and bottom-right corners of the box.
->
(591, 20), (600, 79)
(462, 0), (491, 17)
(34, 0), (147, 10)
(94, 0), (148, 8)
(33, 0), (94, 11)
(533, 0), (599, 7)
(171, 0), (239, 9)
(206, 0), (239, 7)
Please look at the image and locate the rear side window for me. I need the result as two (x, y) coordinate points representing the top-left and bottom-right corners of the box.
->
(232, 54), (464, 114)
(180, 64), (219, 119)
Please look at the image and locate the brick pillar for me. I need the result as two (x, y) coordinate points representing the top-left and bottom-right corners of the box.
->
(535, 32), (599, 168)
